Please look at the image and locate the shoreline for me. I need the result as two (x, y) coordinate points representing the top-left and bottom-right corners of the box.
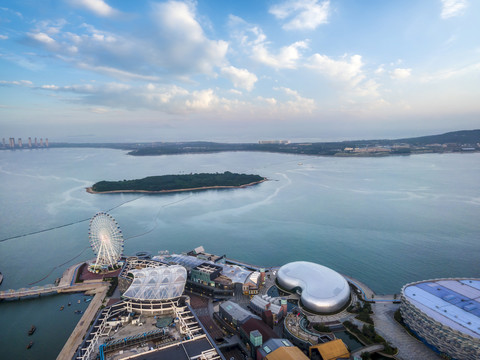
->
(86, 178), (267, 194)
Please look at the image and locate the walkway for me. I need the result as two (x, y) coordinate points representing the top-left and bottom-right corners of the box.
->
(57, 284), (109, 360)
(351, 344), (385, 359)
(371, 302), (440, 360)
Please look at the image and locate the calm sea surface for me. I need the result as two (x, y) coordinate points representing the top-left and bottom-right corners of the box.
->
(0, 148), (479, 358)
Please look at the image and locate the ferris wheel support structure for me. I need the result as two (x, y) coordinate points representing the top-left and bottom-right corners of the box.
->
(88, 212), (124, 270)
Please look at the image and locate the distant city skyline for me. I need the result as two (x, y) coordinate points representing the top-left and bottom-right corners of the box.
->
(0, 0), (479, 142)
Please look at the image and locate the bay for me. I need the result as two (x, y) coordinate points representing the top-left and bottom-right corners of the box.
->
(0, 148), (479, 358)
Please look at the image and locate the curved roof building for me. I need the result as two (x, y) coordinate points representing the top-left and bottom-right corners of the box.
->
(401, 278), (480, 360)
(123, 265), (187, 301)
(276, 261), (350, 314)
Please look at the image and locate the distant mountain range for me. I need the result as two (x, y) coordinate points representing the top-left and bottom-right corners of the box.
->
(3, 129), (480, 157)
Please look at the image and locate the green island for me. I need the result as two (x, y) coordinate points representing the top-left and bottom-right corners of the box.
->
(87, 171), (266, 194)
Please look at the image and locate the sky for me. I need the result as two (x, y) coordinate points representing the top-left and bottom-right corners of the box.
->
(0, 0), (479, 142)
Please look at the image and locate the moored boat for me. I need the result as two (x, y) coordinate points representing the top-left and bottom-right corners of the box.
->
(26, 341), (33, 349)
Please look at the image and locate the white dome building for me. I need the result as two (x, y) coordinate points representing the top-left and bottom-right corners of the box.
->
(276, 261), (351, 314)
(123, 265), (187, 301)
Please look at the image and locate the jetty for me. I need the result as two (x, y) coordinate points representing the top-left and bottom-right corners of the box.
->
(0, 263), (105, 301)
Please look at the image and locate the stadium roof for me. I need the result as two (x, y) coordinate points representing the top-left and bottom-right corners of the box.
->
(277, 261), (350, 313)
(403, 279), (480, 338)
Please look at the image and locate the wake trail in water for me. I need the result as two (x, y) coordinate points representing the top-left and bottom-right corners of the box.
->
(125, 194), (193, 240)
(25, 194), (194, 285)
(0, 195), (144, 243)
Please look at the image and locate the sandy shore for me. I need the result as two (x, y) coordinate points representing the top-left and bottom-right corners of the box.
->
(86, 178), (267, 194)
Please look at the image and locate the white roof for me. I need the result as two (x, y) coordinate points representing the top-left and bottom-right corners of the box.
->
(123, 265), (187, 301)
(404, 280), (480, 338)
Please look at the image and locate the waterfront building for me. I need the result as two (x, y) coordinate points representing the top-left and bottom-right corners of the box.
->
(219, 300), (260, 327)
(239, 317), (278, 358)
(249, 295), (285, 324)
(400, 278), (480, 360)
(257, 338), (308, 360)
(122, 265), (187, 302)
(276, 261), (351, 314)
(155, 252), (259, 298)
(309, 339), (350, 359)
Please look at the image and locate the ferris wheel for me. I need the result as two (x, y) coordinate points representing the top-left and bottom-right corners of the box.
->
(89, 212), (124, 269)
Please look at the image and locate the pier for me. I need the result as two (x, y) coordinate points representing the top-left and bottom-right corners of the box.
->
(0, 263), (104, 301)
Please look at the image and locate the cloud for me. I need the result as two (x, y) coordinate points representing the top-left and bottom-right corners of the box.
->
(28, 32), (56, 46)
(151, 1), (228, 74)
(307, 54), (364, 85)
(0, 80), (33, 86)
(253, 40), (309, 69)
(269, 0), (330, 30)
(69, 0), (119, 17)
(306, 54), (381, 99)
(221, 66), (258, 91)
(22, 2), (229, 81)
(276, 87), (315, 113)
(420, 62), (480, 82)
(440, 0), (468, 19)
(0, 35), (8, 40)
(228, 15), (308, 69)
(390, 68), (412, 79)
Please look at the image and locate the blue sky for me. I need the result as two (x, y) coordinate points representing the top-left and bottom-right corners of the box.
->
(0, 0), (479, 142)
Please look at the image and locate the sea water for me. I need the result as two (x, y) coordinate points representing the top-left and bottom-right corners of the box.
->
(0, 148), (479, 358)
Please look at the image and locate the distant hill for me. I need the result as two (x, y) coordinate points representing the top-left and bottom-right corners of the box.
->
(393, 129), (480, 145)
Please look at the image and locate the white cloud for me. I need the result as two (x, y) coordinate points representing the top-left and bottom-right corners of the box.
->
(391, 68), (412, 79)
(185, 89), (218, 110)
(307, 54), (364, 85)
(0, 80), (33, 86)
(253, 40), (308, 69)
(221, 66), (258, 91)
(276, 87), (315, 113)
(28, 32), (56, 45)
(440, 0), (468, 19)
(228, 15), (308, 69)
(257, 96), (277, 105)
(23, 2), (229, 82)
(69, 0), (118, 17)
(420, 62), (480, 82)
(270, 0), (330, 30)
(77, 63), (160, 81)
(41, 84), (59, 90)
(0, 35), (8, 40)
(151, 1), (228, 74)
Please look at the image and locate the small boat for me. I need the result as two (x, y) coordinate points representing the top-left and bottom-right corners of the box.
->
(28, 325), (36, 336)
(85, 298), (92, 303)
(27, 341), (33, 349)
(68, 302), (71, 306)
(74, 310), (83, 314)
(0, 271), (3, 285)
(60, 306), (64, 311)
(77, 300), (81, 304)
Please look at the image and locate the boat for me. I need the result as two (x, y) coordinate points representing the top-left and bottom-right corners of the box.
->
(0, 272), (3, 285)
(60, 306), (64, 311)
(68, 302), (71, 306)
(77, 300), (81, 304)
(28, 325), (36, 336)
(85, 298), (92, 303)
(74, 310), (83, 314)
(26, 341), (33, 349)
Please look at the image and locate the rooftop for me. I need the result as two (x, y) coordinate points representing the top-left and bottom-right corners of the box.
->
(277, 261), (350, 313)
(403, 279), (480, 338)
